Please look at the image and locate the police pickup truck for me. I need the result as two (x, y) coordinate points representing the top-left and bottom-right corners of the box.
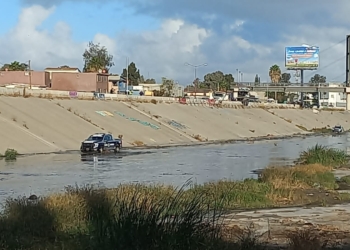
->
(80, 133), (122, 153)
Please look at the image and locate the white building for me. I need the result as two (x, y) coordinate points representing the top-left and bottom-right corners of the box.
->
(319, 83), (346, 108)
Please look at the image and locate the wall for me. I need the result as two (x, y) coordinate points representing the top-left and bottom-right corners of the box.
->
(51, 72), (101, 92)
(0, 71), (47, 86)
(45, 69), (80, 80)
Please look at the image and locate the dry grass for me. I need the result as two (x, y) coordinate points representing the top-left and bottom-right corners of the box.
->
(296, 124), (308, 131)
(0, 161), (348, 249)
(23, 123), (28, 129)
(150, 99), (157, 104)
(132, 140), (145, 146)
(261, 164), (332, 190)
(192, 134), (208, 141)
(12, 116), (17, 122)
(287, 230), (326, 250)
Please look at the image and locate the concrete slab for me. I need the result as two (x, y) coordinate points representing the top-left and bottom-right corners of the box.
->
(135, 103), (305, 140)
(0, 116), (57, 154)
(270, 109), (350, 130)
(53, 99), (193, 147)
(0, 97), (100, 152)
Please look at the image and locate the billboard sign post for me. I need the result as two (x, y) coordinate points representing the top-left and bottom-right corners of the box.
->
(285, 46), (319, 70)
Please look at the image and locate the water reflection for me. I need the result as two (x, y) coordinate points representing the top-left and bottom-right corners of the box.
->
(1, 133), (350, 203)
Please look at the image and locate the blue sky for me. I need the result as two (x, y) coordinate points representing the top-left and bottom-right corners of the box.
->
(0, 0), (349, 83)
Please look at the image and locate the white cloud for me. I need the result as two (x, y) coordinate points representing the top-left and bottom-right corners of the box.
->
(0, 4), (348, 85)
(229, 20), (245, 31)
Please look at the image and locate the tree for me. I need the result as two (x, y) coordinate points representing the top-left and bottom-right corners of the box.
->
(161, 77), (175, 97)
(139, 75), (145, 83)
(144, 78), (156, 84)
(82, 41), (114, 73)
(202, 71), (234, 91)
(121, 62), (141, 86)
(280, 73), (291, 83)
(1, 61), (29, 71)
(204, 71), (224, 90)
(193, 78), (201, 88)
(222, 73), (234, 92)
(309, 74), (326, 85)
(269, 65), (281, 83)
(254, 74), (259, 83)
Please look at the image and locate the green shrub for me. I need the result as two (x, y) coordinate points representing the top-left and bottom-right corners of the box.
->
(340, 175), (350, 184)
(1, 148), (18, 161)
(298, 144), (348, 167)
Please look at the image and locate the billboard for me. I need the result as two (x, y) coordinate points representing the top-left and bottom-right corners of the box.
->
(285, 46), (319, 69)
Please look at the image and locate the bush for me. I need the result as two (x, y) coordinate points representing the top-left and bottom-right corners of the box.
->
(1, 148), (18, 161)
(0, 162), (346, 249)
(298, 144), (348, 167)
(0, 183), (224, 249)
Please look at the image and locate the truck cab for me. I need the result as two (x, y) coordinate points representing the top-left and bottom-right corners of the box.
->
(80, 133), (122, 153)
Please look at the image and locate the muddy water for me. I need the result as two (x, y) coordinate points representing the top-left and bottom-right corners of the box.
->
(1, 134), (350, 203)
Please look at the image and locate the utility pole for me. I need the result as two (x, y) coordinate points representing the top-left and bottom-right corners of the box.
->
(126, 57), (129, 95)
(28, 60), (32, 89)
(184, 62), (208, 98)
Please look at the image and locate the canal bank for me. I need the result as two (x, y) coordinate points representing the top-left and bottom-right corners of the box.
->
(1, 96), (350, 154)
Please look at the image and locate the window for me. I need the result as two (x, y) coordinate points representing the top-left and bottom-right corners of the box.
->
(104, 135), (112, 141)
(97, 75), (108, 82)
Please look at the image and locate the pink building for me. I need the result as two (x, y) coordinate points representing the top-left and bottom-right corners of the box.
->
(0, 71), (48, 87)
(50, 72), (109, 92)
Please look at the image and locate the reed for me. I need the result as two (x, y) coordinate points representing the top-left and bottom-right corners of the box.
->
(298, 144), (349, 167)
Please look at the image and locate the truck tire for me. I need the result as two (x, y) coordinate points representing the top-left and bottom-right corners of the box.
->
(114, 145), (121, 153)
(98, 147), (103, 153)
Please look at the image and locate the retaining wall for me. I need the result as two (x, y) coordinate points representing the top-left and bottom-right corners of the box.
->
(0, 95), (348, 154)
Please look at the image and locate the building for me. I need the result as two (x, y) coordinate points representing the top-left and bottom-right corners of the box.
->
(50, 72), (109, 92)
(319, 83), (346, 108)
(138, 83), (161, 92)
(0, 70), (48, 87)
(45, 67), (81, 81)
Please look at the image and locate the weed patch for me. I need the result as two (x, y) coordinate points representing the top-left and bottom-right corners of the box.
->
(298, 144), (349, 167)
(0, 148), (18, 161)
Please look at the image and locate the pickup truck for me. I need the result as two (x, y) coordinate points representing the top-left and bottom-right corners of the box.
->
(80, 133), (122, 153)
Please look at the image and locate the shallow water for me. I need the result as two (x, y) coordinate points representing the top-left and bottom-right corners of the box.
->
(1, 134), (350, 203)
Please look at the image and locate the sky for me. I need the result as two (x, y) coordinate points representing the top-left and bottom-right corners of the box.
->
(0, 0), (349, 84)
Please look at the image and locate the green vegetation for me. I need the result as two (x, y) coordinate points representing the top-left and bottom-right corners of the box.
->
(0, 144), (349, 249)
(298, 144), (349, 167)
(0, 148), (18, 161)
(0, 162), (347, 249)
(340, 175), (350, 184)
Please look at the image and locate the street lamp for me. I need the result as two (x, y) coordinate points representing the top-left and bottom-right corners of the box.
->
(184, 62), (208, 98)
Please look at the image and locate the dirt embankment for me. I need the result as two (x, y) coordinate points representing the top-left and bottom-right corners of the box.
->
(0, 97), (349, 154)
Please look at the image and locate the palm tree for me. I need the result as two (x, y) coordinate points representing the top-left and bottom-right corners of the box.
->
(1, 61), (28, 71)
(269, 65), (281, 84)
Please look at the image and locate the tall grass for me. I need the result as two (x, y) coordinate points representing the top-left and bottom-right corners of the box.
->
(298, 144), (349, 167)
(0, 163), (346, 249)
(0, 183), (226, 249)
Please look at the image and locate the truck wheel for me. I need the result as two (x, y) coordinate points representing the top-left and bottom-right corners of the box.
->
(98, 147), (103, 153)
(114, 146), (120, 153)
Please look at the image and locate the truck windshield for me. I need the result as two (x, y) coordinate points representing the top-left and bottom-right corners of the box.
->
(87, 136), (104, 141)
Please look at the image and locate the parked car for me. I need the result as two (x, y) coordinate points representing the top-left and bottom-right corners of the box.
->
(80, 133), (122, 153)
(332, 125), (344, 134)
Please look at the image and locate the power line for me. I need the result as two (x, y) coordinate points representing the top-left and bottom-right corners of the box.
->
(302, 38), (345, 77)
(330, 72), (345, 81)
(305, 55), (345, 79)
(319, 38), (345, 54)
